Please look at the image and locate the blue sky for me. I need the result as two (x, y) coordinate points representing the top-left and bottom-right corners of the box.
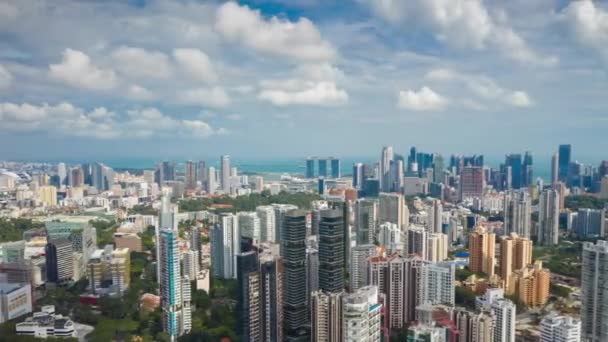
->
(0, 0), (607, 163)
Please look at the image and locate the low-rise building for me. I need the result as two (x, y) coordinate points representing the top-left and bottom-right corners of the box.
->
(15, 305), (76, 338)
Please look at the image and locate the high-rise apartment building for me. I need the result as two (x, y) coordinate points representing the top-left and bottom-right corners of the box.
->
(311, 291), (343, 342)
(499, 233), (532, 291)
(454, 309), (494, 342)
(575, 208), (606, 238)
(419, 262), (455, 307)
(581, 240), (608, 342)
(503, 190), (532, 238)
(469, 227), (496, 277)
(408, 226), (428, 259)
(159, 229), (190, 338)
(197, 160), (207, 190)
(492, 298), (516, 342)
(342, 285), (382, 342)
(427, 233), (448, 262)
(538, 189), (560, 245)
(508, 261), (550, 307)
(256, 206), (276, 243)
(427, 199), (443, 234)
(210, 214), (240, 279)
(272, 204), (299, 243)
(182, 250), (200, 281)
(378, 222), (405, 255)
(350, 244), (376, 292)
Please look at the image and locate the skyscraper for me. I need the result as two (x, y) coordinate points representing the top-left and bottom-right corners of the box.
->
(306, 158), (316, 179)
(197, 160), (207, 190)
(503, 190), (532, 238)
(538, 189), (560, 245)
(318, 159), (329, 178)
(454, 309), (494, 342)
(380, 146), (394, 192)
(57, 162), (67, 188)
(237, 251), (262, 342)
(220, 155), (230, 192)
(353, 163), (364, 189)
(159, 229), (189, 338)
(185, 160), (197, 190)
(505, 154), (523, 189)
(355, 199), (377, 245)
(551, 152), (559, 184)
(318, 209), (344, 293)
(432, 155), (444, 184)
(342, 286), (382, 342)
(427, 199), (443, 234)
(273, 204), (299, 243)
(460, 166), (484, 201)
(581, 240), (608, 342)
(558, 144), (571, 183)
(523, 151), (533, 187)
(256, 206), (276, 243)
(260, 252), (284, 342)
(282, 210), (309, 338)
(330, 158), (341, 179)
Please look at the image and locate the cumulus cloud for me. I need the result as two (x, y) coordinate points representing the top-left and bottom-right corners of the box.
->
(0, 65), (12, 89)
(0, 101), (225, 139)
(425, 68), (534, 108)
(398, 86), (448, 111)
(173, 48), (218, 83)
(127, 85), (155, 101)
(49, 49), (118, 90)
(215, 2), (336, 61)
(359, 0), (556, 66)
(562, 1), (608, 61)
(111, 46), (172, 79)
(177, 87), (231, 108)
(259, 81), (348, 106)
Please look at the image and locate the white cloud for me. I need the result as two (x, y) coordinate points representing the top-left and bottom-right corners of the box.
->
(398, 86), (448, 111)
(215, 2), (336, 61)
(173, 48), (218, 83)
(0, 65), (13, 89)
(258, 81), (348, 106)
(506, 91), (533, 107)
(111, 46), (172, 79)
(127, 84), (155, 101)
(177, 87), (231, 108)
(360, 0), (556, 65)
(426, 68), (534, 108)
(0, 101), (225, 139)
(562, 1), (608, 61)
(49, 49), (118, 90)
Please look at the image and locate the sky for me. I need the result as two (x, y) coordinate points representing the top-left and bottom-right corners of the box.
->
(0, 0), (607, 163)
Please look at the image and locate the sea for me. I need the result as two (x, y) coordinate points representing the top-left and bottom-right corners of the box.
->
(28, 156), (558, 183)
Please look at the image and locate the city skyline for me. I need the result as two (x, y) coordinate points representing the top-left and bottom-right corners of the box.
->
(1, 1), (608, 160)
